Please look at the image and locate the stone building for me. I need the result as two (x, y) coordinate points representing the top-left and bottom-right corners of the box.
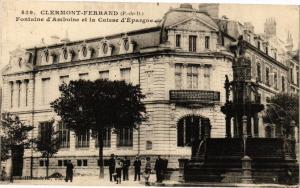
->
(1, 3), (297, 177)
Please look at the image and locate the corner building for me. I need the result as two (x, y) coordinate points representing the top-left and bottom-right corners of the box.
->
(1, 4), (296, 177)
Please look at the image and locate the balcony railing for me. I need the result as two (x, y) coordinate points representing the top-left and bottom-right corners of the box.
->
(169, 90), (220, 103)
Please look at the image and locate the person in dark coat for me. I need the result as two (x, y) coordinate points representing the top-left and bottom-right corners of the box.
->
(154, 155), (164, 183)
(122, 156), (130, 181)
(108, 154), (116, 182)
(133, 155), (141, 181)
(65, 160), (74, 182)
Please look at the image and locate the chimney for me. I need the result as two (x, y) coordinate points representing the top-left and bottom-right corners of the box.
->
(50, 35), (60, 44)
(198, 3), (219, 18)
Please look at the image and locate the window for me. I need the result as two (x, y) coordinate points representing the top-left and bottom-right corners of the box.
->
(60, 75), (69, 84)
(58, 160), (63, 166)
(256, 63), (261, 82)
(189, 36), (197, 52)
(265, 47), (269, 55)
(40, 160), (44, 167)
(203, 66), (211, 90)
(10, 81), (14, 108)
(76, 130), (90, 148)
(25, 80), (29, 107)
(98, 159), (110, 166)
(82, 46), (87, 57)
(274, 52), (277, 60)
(282, 76), (285, 92)
(146, 141), (152, 150)
(205, 36), (210, 49)
(175, 64), (183, 89)
(77, 159), (88, 167)
(58, 122), (70, 148)
(120, 68), (131, 83)
(63, 160), (68, 166)
(187, 65), (198, 89)
(17, 81), (21, 107)
(99, 70), (109, 80)
(290, 68), (294, 84)
(39, 122), (52, 146)
(41, 78), (50, 105)
(257, 41), (261, 50)
(117, 128), (133, 147)
(266, 67), (270, 86)
(175, 34), (181, 47)
(52, 54), (58, 64)
(123, 39), (130, 51)
(102, 43), (108, 54)
(274, 72), (278, 89)
(95, 129), (111, 147)
(79, 73), (89, 80)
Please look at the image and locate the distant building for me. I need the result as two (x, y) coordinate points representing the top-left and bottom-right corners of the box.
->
(1, 3), (298, 177)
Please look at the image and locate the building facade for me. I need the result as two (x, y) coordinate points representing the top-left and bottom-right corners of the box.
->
(1, 3), (297, 177)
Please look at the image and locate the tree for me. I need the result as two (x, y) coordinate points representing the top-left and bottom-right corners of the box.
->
(33, 119), (60, 179)
(1, 113), (34, 182)
(51, 79), (147, 178)
(263, 93), (299, 136)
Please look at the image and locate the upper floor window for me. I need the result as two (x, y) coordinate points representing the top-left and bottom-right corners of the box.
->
(256, 63), (261, 82)
(41, 78), (50, 105)
(120, 68), (131, 83)
(60, 75), (69, 84)
(274, 72), (278, 89)
(58, 122), (70, 148)
(289, 67), (294, 84)
(203, 66), (211, 90)
(221, 35), (225, 46)
(205, 36), (210, 49)
(79, 73), (89, 80)
(274, 52), (277, 60)
(265, 67), (270, 86)
(25, 80), (29, 107)
(265, 47), (269, 55)
(282, 76), (285, 92)
(10, 81), (14, 108)
(117, 127), (133, 147)
(189, 36), (197, 52)
(99, 70), (109, 80)
(257, 41), (261, 50)
(175, 64), (183, 89)
(39, 121), (52, 145)
(52, 54), (59, 64)
(76, 130), (90, 148)
(176, 34), (181, 48)
(17, 81), (21, 107)
(187, 65), (198, 89)
(95, 128), (111, 148)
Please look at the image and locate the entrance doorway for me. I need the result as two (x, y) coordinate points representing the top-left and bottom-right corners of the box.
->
(11, 145), (24, 176)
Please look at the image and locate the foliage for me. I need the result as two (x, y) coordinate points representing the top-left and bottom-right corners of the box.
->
(51, 79), (147, 135)
(0, 113), (34, 160)
(263, 93), (299, 128)
(51, 79), (147, 177)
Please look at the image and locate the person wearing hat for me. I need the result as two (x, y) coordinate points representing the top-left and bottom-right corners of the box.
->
(108, 154), (116, 182)
(133, 155), (141, 181)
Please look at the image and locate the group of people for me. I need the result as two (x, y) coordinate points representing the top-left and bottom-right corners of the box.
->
(64, 154), (167, 185)
(108, 154), (167, 185)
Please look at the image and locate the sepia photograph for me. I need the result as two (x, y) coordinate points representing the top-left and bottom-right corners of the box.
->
(0, 0), (299, 187)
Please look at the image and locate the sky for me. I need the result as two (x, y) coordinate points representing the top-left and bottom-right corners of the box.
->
(0, 0), (299, 70)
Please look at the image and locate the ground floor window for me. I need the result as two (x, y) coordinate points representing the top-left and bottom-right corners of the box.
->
(117, 127), (133, 147)
(58, 122), (70, 148)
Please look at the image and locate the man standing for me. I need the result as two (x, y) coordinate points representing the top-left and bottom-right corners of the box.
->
(122, 156), (130, 181)
(108, 154), (116, 182)
(65, 160), (74, 182)
(133, 156), (141, 181)
(154, 155), (163, 183)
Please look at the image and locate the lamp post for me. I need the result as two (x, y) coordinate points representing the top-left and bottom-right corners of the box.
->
(241, 115), (253, 184)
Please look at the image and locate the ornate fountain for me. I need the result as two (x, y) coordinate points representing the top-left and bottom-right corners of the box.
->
(183, 37), (298, 184)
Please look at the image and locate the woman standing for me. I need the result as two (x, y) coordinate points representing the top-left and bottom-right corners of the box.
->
(144, 157), (151, 186)
(115, 158), (123, 184)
